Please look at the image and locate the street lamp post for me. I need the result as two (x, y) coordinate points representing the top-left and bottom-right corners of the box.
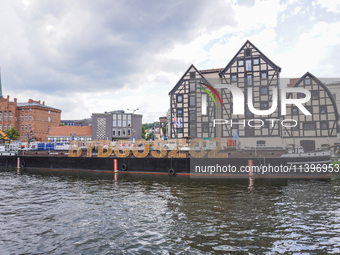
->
(26, 130), (35, 149)
(127, 108), (139, 114)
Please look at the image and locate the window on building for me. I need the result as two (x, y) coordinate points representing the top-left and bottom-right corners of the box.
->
(127, 115), (131, 127)
(118, 129), (121, 136)
(257, 140), (266, 147)
(253, 58), (259, 65)
(4, 125), (6, 130)
(29, 124), (31, 130)
(202, 94), (207, 115)
(320, 122), (328, 130)
(246, 60), (252, 71)
(190, 72), (196, 79)
(48, 116), (51, 122)
(29, 108), (32, 112)
(245, 48), (252, 57)
(312, 91), (319, 100)
(4, 112), (7, 121)
(113, 129), (116, 136)
(320, 106), (327, 114)
(190, 110), (196, 121)
(261, 71), (267, 79)
(177, 128), (183, 133)
(292, 107), (298, 114)
(0, 125), (2, 130)
(48, 126), (50, 132)
(245, 125), (254, 136)
(21, 125), (23, 130)
(8, 111), (12, 121)
(246, 108), (254, 118)
(25, 125), (27, 130)
(128, 129), (131, 136)
(29, 115), (32, 121)
(304, 78), (311, 85)
(117, 115), (121, 126)
(177, 94), (183, 103)
(260, 102), (268, 110)
(231, 74), (237, 82)
(305, 106), (313, 114)
(190, 95), (195, 106)
(21, 109), (24, 113)
(247, 74), (253, 86)
(260, 87), (268, 95)
(297, 93), (305, 99)
(123, 115), (126, 127)
(113, 117), (117, 127)
(48, 110), (51, 114)
(238, 60), (244, 66)
(8, 125), (11, 130)
(25, 115), (27, 121)
(190, 82), (196, 92)
(303, 122), (315, 130)
(0, 112), (2, 121)
(21, 116), (23, 121)
(123, 129), (126, 136)
(177, 108), (183, 117)
(202, 123), (209, 133)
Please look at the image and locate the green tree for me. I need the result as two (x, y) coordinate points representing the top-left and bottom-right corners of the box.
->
(161, 126), (166, 137)
(142, 126), (146, 139)
(146, 132), (154, 141)
(5, 127), (20, 140)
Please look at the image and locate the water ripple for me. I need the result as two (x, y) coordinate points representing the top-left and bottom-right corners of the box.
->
(0, 171), (340, 254)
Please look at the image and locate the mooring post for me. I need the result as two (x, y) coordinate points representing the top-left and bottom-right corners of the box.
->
(17, 157), (20, 169)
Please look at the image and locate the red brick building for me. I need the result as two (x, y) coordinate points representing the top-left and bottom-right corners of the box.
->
(0, 95), (61, 142)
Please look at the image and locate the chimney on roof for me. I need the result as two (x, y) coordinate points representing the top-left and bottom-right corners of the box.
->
(14, 98), (17, 105)
(39, 100), (41, 104)
(28, 99), (33, 103)
(43, 101), (45, 105)
(7, 95), (9, 100)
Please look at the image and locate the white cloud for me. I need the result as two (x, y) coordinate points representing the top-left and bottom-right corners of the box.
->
(1, 0), (340, 124)
(315, 0), (340, 13)
(277, 21), (340, 77)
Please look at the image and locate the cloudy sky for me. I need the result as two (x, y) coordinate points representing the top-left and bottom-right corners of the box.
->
(0, 0), (339, 123)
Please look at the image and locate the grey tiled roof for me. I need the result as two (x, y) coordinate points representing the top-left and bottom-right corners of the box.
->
(16, 102), (60, 111)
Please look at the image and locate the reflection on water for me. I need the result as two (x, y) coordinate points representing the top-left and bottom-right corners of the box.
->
(0, 169), (340, 254)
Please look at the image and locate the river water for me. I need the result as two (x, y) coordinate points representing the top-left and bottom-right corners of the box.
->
(0, 169), (340, 254)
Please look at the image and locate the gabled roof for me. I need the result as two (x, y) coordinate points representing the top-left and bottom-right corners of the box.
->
(220, 40), (281, 76)
(168, 64), (212, 95)
(292, 72), (339, 120)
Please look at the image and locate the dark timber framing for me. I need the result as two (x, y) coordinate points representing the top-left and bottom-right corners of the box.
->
(283, 72), (339, 139)
(168, 40), (339, 150)
(219, 40), (281, 138)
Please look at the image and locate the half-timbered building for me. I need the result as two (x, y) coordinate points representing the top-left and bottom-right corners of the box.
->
(169, 40), (340, 151)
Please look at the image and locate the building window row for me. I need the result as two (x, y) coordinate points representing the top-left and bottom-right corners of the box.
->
(0, 111), (13, 121)
(0, 125), (11, 130)
(113, 114), (132, 128)
(21, 125), (31, 130)
(113, 128), (131, 137)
